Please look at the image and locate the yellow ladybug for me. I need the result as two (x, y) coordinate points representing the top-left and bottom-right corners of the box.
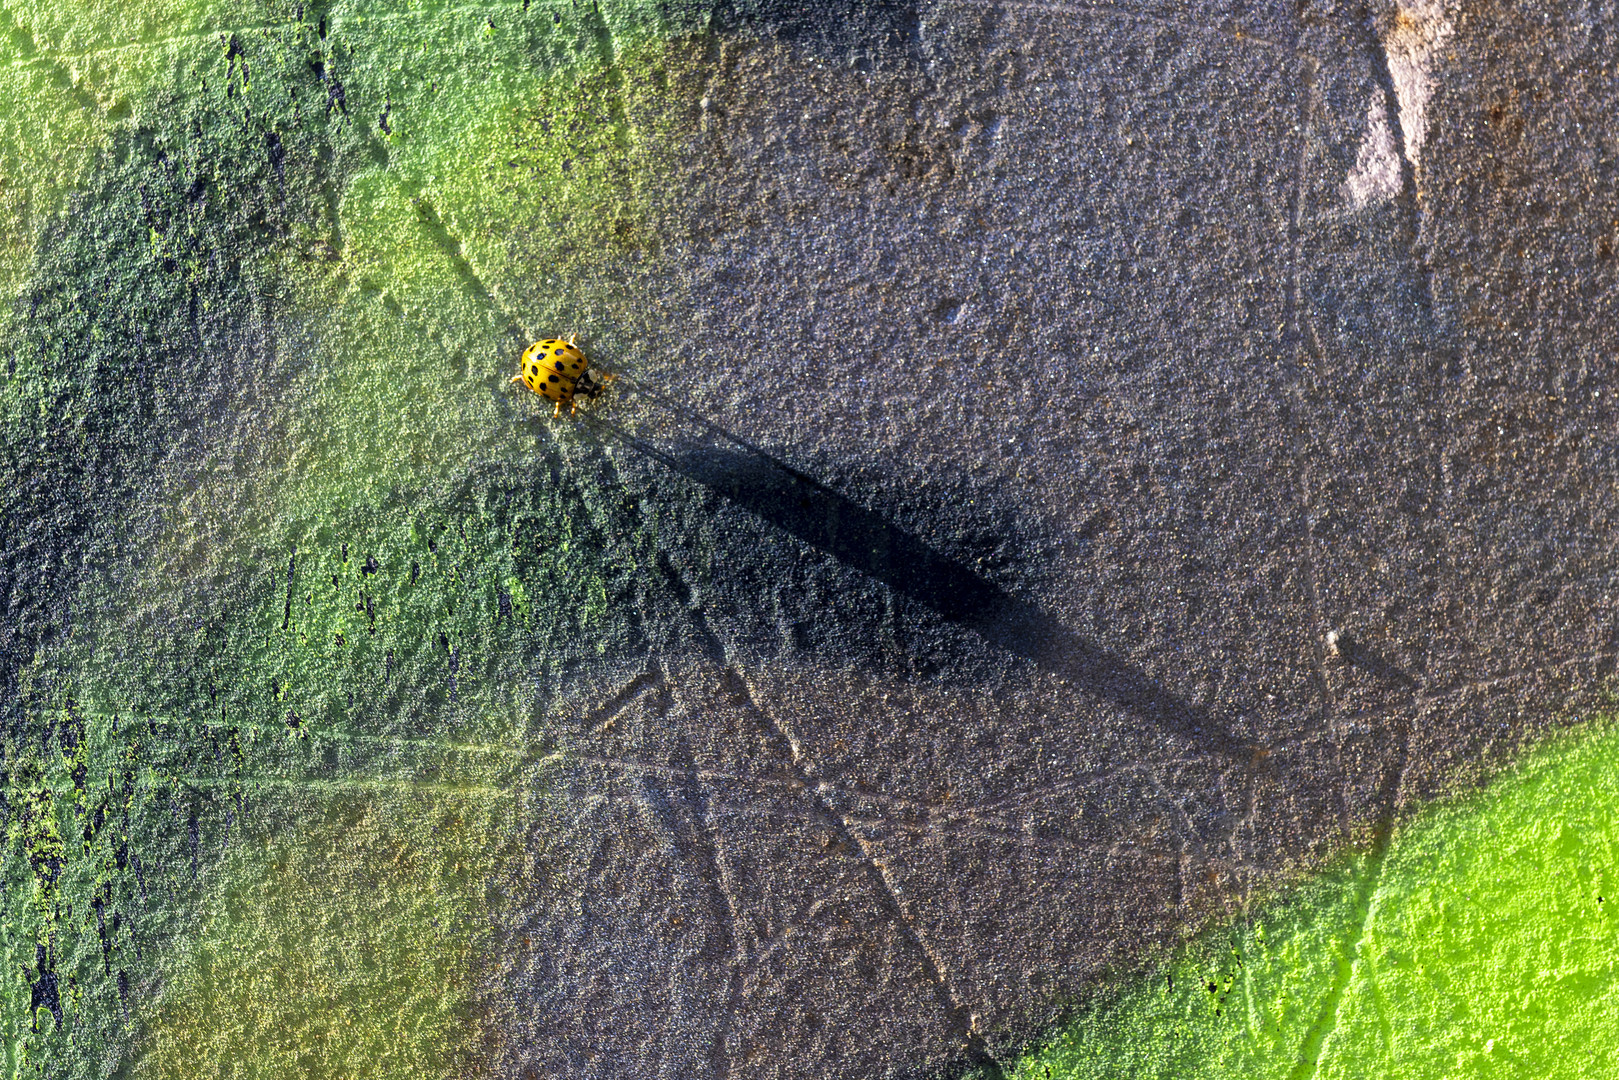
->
(511, 336), (616, 417)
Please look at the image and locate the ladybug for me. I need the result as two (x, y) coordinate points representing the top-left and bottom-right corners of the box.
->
(511, 336), (616, 417)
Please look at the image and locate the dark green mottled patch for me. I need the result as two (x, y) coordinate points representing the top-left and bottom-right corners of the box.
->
(0, 7), (676, 1072)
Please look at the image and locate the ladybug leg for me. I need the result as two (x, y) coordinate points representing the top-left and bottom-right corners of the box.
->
(552, 400), (563, 418)
(510, 374), (524, 385)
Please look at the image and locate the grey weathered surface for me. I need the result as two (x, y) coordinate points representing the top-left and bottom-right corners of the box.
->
(487, 1), (1618, 1076)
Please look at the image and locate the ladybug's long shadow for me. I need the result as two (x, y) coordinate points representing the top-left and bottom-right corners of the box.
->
(582, 394), (1248, 758)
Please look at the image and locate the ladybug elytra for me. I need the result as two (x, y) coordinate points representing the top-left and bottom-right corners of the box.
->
(511, 336), (616, 417)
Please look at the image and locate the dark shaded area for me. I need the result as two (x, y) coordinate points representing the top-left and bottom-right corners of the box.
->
(27, 944), (61, 1029)
(1333, 634), (1419, 691)
(582, 400), (1243, 757)
(660, 0), (920, 65)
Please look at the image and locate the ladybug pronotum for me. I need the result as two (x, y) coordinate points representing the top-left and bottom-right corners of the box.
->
(511, 336), (616, 417)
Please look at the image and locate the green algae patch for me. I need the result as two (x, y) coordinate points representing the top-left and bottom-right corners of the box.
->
(0, 0), (310, 318)
(1, 34), (349, 1071)
(1010, 722), (1619, 1080)
(1, 3), (689, 1073)
(0, 466), (647, 1070)
(161, 0), (696, 573)
(136, 789), (524, 1080)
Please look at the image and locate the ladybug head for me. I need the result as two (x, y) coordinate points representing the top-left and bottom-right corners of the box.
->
(577, 369), (615, 400)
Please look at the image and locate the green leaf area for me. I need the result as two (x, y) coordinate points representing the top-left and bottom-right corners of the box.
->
(1010, 721), (1619, 1080)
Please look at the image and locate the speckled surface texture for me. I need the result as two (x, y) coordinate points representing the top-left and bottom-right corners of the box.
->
(484, 3), (1617, 1076)
(498, 3), (1618, 1075)
(2, 0), (1615, 1077)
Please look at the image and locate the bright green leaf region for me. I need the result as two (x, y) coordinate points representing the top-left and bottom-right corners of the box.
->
(1011, 722), (1619, 1080)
